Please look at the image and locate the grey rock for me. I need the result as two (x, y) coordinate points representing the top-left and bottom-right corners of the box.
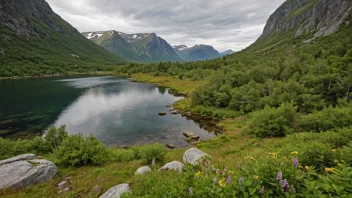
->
(135, 166), (152, 175)
(260, 0), (352, 40)
(183, 131), (194, 137)
(170, 111), (178, 114)
(92, 186), (102, 195)
(158, 161), (185, 172)
(166, 143), (176, 149)
(100, 184), (131, 198)
(0, 154), (36, 165)
(58, 181), (67, 189)
(58, 187), (70, 194)
(183, 148), (211, 165)
(0, 155), (57, 190)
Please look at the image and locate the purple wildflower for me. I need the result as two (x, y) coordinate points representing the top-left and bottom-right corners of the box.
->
(152, 158), (156, 166)
(293, 158), (299, 168)
(276, 171), (283, 180)
(213, 177), (218, 184)
(259, 186), (265, 195)
(280, 179), (290, 192)
(188, 187), (193, 195)
(226, 175), (232, 185)
(292, 188), (296, 194)
(239, 176), (245, 186)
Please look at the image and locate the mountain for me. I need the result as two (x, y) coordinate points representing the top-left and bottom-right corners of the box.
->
(173, 44), (221, 61)
(82, 31), (182, 63)
(0, 0), (126, 77)
(260, 0), (351, 42)
(220, 49), (234, 56)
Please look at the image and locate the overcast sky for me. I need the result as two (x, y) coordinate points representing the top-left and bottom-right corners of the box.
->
(46, 0), (285, 52)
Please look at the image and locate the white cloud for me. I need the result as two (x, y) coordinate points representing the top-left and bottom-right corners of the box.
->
(47, 0), (285, 52)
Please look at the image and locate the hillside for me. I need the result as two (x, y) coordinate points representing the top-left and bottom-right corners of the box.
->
(173, 44), (222, 61)
(83, 31), (182, 63)
(0, 0), (126, 77)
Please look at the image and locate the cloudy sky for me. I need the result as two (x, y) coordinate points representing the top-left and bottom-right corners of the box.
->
(46, 0), (285, 52)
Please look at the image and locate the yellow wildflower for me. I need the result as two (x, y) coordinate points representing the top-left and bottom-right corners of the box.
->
(305, 166), (309, 171)
(332, 149), (336, 152)
(268, 152), (278, 159)
(219, 178), (227, 188)
(334, 159), (339, 163)
(290, 151), (299, 155)
(195, 171), (201, 176)
(254, 175), (259, 180)
(324, 168), (335, 172)
(228, 170), (234, 175)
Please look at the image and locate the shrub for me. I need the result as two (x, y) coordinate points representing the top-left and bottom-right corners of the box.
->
(136, 143), (166, 164)
(110, 149), (137, 163)
(54, 134), (108, 166)
(44, 125), (68, 149)
(251, 103), (298, 137)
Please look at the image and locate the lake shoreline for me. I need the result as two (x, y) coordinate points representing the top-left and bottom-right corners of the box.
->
(0, 71), (124, 80)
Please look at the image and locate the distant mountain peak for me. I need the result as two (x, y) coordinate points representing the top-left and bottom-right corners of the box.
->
(174, 44), (221, 62)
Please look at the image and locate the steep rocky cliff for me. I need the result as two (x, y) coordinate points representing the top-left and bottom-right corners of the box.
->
(260, 0), (352, 40)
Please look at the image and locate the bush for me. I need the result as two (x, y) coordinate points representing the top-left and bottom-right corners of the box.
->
(136, 143), (166, 164)
(110, 149), (137, 163)
(44, 125), (68, 149)
(251, 103), (298, 137)
(54, 134), (108, 166)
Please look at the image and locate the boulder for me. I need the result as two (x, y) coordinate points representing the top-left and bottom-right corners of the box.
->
(100, 183), (131, 198)
(166, 143), (176, 149)
(158, 112), (167, 116)
(191, 135), (200, 140)
(135, 166), (152, 175)
(183, 131), (194, 137)
(158, 161), (185, 172)
(183, 148), (211, 165)
(0, 154), (57, 190)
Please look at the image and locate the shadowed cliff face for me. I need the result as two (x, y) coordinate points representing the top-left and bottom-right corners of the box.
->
(260, 0), (352, 39)
(0, 0), (69, 37)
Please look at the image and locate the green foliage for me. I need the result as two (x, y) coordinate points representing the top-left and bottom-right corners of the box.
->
(251, 103), (298, 137)
(110, 149), (137, 163)
(136, 143), (167, 164)
(54, 134), (108, 167)
(44, 125), (68, 149)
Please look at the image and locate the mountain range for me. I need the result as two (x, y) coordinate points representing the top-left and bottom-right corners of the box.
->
(0, 0), (125, 76)
(82, 31), (231, 63)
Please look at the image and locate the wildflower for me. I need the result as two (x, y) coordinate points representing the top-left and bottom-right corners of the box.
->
(280, 179), (290, 192)
(219, 179), (227, 188)
(188, 187), (193, 195)
(223, 166), (228, 176)
(292, 188), (296, 194)
(259, 186), (265, 195)
(152, 158), (156, 166)
(228, 170), (234, 175)
(276, 171), (283, 180)
(254, 175), (259, 180)
(293, 158), (299, 168)
(334, 159), (339, 163)
(237, 162), (241, 170)
(305, 166), (309, 171)
(226, 175), (232, 185)
(239, 176), (245, 186)
(268, 152), (278, 159)
(324, 167), (335, 172)
(332, 149), (336, 152)
(195, 171), (201, 176)
(290, 151), (299, 155)
(213, 177), (218, 184)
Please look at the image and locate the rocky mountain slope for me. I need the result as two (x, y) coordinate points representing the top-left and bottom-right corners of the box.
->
(260, 0), (352, 41)
(0, 0), (125, 77)
(83, 31), (182, 63)
(173, 45), (221, 62)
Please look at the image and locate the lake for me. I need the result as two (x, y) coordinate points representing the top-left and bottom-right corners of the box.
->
(0, 76), (215, 147)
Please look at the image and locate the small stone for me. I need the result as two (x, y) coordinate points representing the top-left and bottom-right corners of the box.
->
(191, 135), (200, 140)
(135, 166), (152, 175)
(183, 131), (194, 137)
(100, 183), (131, 198)
(166, 144), (176, 149)
(92, 186), (101, 195)
(158, 161), (185, 172)
(119, 145), (130, 150)
(58, 181), (68, 189)
(170, 111), (178, 114)
(58, 187), (70, 194)
(158, 112), (167, 116)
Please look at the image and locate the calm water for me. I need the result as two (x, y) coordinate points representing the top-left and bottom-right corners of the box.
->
(0, 76), (215, 147)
